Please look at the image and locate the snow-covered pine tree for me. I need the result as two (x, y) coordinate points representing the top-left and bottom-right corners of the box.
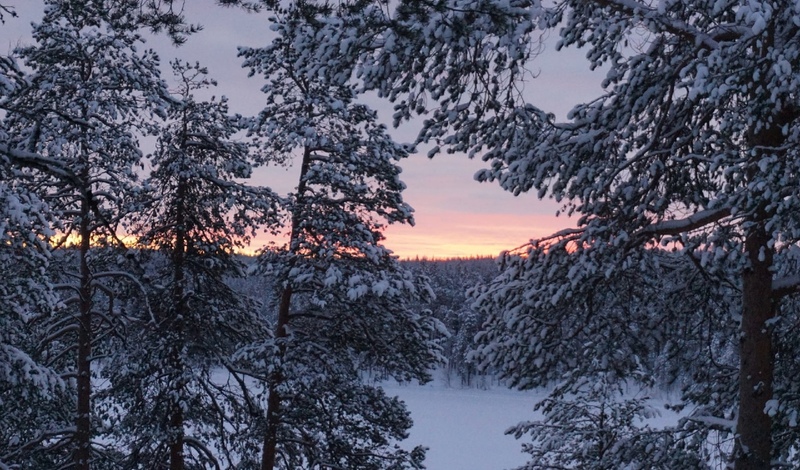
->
(102, 61), (281, 470)
(472, 244), (740, 468)
(0, 182), (70, 468)
(135, 0), (264, 45)
(507, 373), (685, 470)
(1, 1), (168, 467)
(252, 0), (800, 467)
(0, 56), (73, 468)
(238, 10), (445, 469)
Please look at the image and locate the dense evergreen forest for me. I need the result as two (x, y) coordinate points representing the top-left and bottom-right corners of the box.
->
(232, 256), (501, 387)
(6, 0), (800, 469)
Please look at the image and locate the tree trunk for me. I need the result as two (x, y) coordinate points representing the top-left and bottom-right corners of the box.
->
(169, 176), (188, 470)
(261, 145), (313, 470)
(169, 404), (184, 470)
(74, 196), (92, 470)
(260, 287), (292, 470)
(733, 61), (787, 464)
(734, 224), (774, 470)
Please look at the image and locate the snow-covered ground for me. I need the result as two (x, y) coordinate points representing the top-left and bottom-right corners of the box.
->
(382, 380), (685, 470)
(382, 381), (542, 470)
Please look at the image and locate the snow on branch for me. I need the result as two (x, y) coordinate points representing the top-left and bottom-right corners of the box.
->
(183, 436), (222, 469)
(640, 207), (731, 237)
(517, 227), (584, 251)
(772, 274), (800, 299)
(540, 227), (585, 241)
(0, 144), (82, 186)
(686, 414), (736, 432)
(589, 0), (746, 50)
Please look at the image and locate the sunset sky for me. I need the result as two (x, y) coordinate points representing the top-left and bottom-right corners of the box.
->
(3, 1), (605, 259)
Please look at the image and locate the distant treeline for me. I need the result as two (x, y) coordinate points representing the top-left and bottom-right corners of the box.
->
(230, 255), (502, 387)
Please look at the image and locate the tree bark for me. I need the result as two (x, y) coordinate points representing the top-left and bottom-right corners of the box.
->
(734, 225), (774, 470)
(169, 199), (187, 470)
(169, 403), (184, 470)
(261, 146), (313, 470)
(168, 156), (189, 470)
(74, 195), (92, 470)
(260, 287), (292, 470)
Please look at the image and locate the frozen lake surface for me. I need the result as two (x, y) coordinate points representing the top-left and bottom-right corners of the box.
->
(383, 380), (684, 470)
(382, 381), (543, 470)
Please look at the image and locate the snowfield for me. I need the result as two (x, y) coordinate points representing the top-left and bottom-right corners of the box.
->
(384, 381), (541, 470)
(383, 380), (684, 470)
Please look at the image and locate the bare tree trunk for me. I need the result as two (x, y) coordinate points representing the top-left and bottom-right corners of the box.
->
(169, 404), (184, 470)
(169, 176), (188, 470)
(260, 287), (292, 470)
(734, 225), (774, 470)
(74, 196), (92, 470)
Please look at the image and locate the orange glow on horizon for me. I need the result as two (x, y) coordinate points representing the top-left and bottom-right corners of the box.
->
(48, 211), (569, 261)
(383, 212), (569, 259)
(246, 212), (569, 260)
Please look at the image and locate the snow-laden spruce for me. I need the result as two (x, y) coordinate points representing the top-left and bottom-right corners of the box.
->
(258, 1), (800, 468)
(0, 184), (68, 469)
(1, 1), (169, 467)
(99, 62), (282, 470)
(237, 15), (446, 469)
(0, 52), (71, 469)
